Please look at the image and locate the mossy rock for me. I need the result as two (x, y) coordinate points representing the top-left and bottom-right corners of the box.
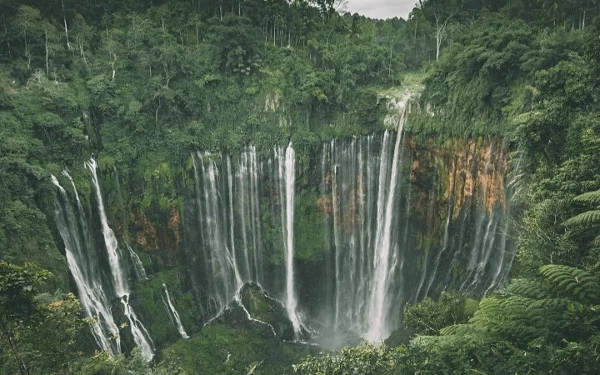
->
(159, 324), (316, 374)
(208, 283), (295, 340)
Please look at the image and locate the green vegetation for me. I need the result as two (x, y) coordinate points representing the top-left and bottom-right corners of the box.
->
(162, 324), (312, 374)
(292, 0), (600, 373)
(293, 343), (404, 375)
(1, 0), (599, 373)
(132, 269), (201, 346)
(0, 1), (409, 372)
(0, 0), (407, 281)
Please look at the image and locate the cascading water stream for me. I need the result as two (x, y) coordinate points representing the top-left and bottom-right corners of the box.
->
(179, 107), (516, 347)
(331, 140), (342, 329)
(484, 152), (524, 295)
(236, 147), (263, 283)
(162, 284), (189, 339)
(188, 148), (264, 319)
(421, 196), (454, 300)
(121, 294), (155, 358)
(85, 159), (128, 297)
(127, 244), (148, 281)
(276, 143), (302, 339)
(227, 155), (243, 288)
(51, 174), (121, 356)
(366, 106), (407, 342)
(58, 138), (514, 356)
(85, 159), (154, 360)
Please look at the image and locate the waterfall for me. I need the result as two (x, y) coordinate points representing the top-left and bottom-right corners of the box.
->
(484, 152), (523, 295)
(121, 294), (155, 359)
(85, 159), (155, 360)
(51, 174), (121, 356)
(319, 109), (410, 342)
(200, 152), (237, 305)
(236, 147), (263, 283)
(188, 148), (264, 318)
(177, 145), (307, 338)
(315, 107), (515, 345)
(276, 143), (302, 338)
(227, 155), (243, 288)
(180, 119), (515, 346)
(321, 131), (408, 341)
(85, 159), (128, 297)
(127, 244), (148, 281)
(162, 284), (189, 339)
(366, 107), (407, 342)
(56, 133), (515, 354)
(421, 197), (453, 299)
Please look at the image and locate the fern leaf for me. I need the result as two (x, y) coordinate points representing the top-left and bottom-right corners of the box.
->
(563, 210), (600, 226)
(539, 265), (600, 304)
(573, 190), (600, 205)
(440, 324), (473, 336)
(506, 279), (553, 299)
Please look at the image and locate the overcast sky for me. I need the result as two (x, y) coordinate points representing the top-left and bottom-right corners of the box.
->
(345, 0), (417, 20)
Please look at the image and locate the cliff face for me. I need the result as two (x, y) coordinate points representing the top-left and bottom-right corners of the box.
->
(133, 207), (181, 259)
(304, 133), (515, 344)
(317, 137), (509, 240)
(409, 137), (509, 232)
(51, 131), (516, 355)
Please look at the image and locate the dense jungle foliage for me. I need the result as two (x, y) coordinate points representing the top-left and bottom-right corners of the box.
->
(0, 0), (408, 275)
(1, 0), (600, 373)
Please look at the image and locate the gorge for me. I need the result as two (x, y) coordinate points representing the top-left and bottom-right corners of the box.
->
(4, 1), (596, 373)
(50, 98), (518, 358)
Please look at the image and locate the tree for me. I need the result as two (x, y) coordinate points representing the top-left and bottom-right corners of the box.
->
(0, 261), (52, 375)
(563, 189), (600, 239)
(403, 292), (477, 336)
(292, 343), (404, 375)
(406, 264), (600, 374)
(12, 5), (45, 71)
(417, 0), (456, 61)
(0, 262), (99, 375)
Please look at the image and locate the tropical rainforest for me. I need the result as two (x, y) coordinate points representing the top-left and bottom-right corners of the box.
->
(0, 0), (599, 374)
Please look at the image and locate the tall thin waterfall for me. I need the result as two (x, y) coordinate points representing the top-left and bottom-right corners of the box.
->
(121, 295), (155, 358)
(127, 244), (148, 281)
(85, 159), (128, 297)
(188, 147), (264, 318)
(162, 284), (189, 339)
(276, 144), (302, 338)
(366, 108), (407, 341)
(85, 159), (155, 360)
(227, 155), (243, 288)
(51, 174), (121, 355)
(238, 147), (263, 284)
(198, 152), (238, 306)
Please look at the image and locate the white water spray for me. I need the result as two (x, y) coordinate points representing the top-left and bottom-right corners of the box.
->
(277, 143), (302, 338)
(127, 244), (148, 281)
(85, 159), (154, 360)
(85, 159), (128, 297)
(162, 284), (189, 339)
(366, 107), (407, 342)
(52, 174), (121, 355)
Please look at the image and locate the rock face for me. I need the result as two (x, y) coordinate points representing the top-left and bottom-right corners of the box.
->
(60, 132), (517, 354)
(208, 283), (296, 341)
